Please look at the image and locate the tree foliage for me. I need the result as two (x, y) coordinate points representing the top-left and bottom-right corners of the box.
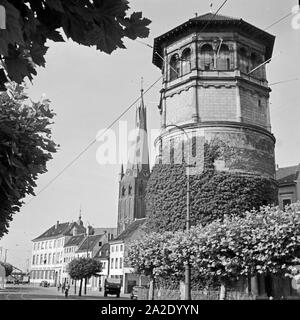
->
(68, 257), (102, 296)
(127, 232), (177, 279)
(145, 143), (278, 232)
(0, 83), (57, 238)
(68, 257), (102, 280)
(0, 262), (13, 276)
(0, 0), (151, 84)
(128, 203), (300, 297)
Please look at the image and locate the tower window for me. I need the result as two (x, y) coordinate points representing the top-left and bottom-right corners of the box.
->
(258, 99), (262, 107)
(128, 185), (132, 195)
(169, 54), (180, 81)
(121, 186), (126, 196)
(181, 48), (192, 75)
(239, 47), (249, 74)
(217, 44), (230, 70)
(200, 44), (214, 70)
(250, 52), (263, 79)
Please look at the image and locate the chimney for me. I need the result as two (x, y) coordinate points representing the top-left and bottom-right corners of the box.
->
(55, 221), (59, 229)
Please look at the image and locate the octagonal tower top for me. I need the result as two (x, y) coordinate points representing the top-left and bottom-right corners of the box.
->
(152, 13), (275, 70)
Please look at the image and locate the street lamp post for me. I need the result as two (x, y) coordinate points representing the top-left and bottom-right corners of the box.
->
(163, 124), (192, 300)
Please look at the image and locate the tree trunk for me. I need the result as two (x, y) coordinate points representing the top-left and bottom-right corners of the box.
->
(219, 282), (227, 300)
(74, 280), (77, 295)
(79, 279), (83, 296)
(148, 277), (155, 300)
(84, 277), (87, 295)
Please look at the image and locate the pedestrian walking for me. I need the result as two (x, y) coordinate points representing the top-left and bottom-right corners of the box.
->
(65, 283), (70, 298)
(62, 282), (65, 293)
(57, 282), (61, 292)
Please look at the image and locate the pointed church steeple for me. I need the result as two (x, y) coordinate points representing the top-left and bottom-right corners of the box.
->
(127, 80), (150, 175)
(117, 81), (150, 235)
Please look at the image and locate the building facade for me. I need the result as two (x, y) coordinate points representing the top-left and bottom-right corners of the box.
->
(276, 164), (300, 208)
(30, 217), (86, 286)
(153, 13), (276, 180)
(109, 218), (148, 294)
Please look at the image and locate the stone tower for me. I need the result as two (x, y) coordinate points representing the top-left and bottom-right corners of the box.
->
(153, 13), (276, 178)
(117, 89), (150, 235)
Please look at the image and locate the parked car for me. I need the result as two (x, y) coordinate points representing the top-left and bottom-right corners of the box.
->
(40, 281), (50, 287)
(104, 278), (121, 297)
(130, 285), (148, 300)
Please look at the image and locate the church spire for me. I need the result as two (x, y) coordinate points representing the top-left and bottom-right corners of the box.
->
(127, 79), (150, 175)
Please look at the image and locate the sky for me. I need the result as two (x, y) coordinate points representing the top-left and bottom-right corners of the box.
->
(0, 0), (300, 270)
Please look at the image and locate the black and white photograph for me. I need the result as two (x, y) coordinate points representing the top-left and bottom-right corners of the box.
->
(0, 0), (300, 316)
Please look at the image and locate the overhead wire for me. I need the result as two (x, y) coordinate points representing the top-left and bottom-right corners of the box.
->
(25, 0), (232, 206)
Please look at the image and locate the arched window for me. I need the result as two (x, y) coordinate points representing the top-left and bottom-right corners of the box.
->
(239, 47), (249, 74)
(217, 44), (230, 70)
(200, 44), (214, 70)
(169, 54), (180, 81)
(181, 48), (192, 75)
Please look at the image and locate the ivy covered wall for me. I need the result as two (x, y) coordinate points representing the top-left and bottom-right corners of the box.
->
(145, 143), (278, 232)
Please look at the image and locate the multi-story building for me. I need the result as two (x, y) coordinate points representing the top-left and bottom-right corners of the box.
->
(276, 164), (300, 208)
(75, 233), (109, 290)
(109, 218), (148, 294)
(61, 233), (85, 284)
(94, 243), (110, 291)
(30, 217), (86, 286)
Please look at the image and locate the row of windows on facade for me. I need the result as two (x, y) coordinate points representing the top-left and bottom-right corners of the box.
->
(168, 45), (264, 81)
(31, 270), (56, 280)
(111, 244), (123, 252)
(32, 252), (63, 265)
(33, 239), (64, 251)
(110, 257), (123, 270)
(121, 185), (143, 197)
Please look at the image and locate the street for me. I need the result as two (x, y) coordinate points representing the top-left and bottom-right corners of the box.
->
(0, 284), (130, 300)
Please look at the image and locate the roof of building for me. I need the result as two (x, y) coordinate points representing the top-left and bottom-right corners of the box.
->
(64, 234), (85, 247)
(95, 243), (110, 260)
(114, 218), (146, 242)
(276, 165), (300, 185)
(152, 12), (275, 69)
(32, 221), (86, 242)
(76, 234), (104, 253)
(93, 227), (117, 236)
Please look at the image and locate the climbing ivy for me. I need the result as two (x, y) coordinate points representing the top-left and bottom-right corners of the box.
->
(145, 143), (278, 232)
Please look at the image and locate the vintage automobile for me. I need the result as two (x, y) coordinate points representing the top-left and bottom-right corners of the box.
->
(40, 280), (50, 287)
(104, 278), (121, 298)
